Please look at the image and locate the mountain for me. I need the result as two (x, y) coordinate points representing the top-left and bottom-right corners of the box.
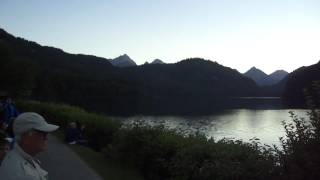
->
(244, 67), (288, 86)
(151, 59), (165, 64)
(259, 77), (288, 97)
(269, 70), (288, 82)
(120, 58), (259, 98)
(244, 67), (271, 86)
(0, 28), (121, 102)
(0, 29), (114, 74)
(118, 58), (262, 114)
(0, 28), (261, 115)
(110, 54), (137, 67)
(282, 61), (320, 107)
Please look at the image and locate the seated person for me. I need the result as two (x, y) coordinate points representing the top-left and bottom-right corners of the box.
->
(65, 122), (87, 145)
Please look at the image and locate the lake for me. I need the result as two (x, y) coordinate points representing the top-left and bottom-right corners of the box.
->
(114, 109), (309, 146)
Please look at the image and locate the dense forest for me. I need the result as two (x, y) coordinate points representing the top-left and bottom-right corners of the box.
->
(283, 61), (320, 107)
(1, 28), (319, 114)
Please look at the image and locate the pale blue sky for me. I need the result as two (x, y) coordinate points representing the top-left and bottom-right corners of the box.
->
(1, 0), (319, 73)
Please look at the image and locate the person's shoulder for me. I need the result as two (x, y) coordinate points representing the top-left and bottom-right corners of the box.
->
(0, 149), (23, 171)
(0, 150), (37, 180)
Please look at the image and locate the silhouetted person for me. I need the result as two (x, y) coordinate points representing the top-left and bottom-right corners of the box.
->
(65, 122), (87, 145)
(1, 97), (19, 137)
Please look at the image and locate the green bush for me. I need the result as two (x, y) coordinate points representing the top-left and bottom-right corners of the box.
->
(277, 83), (320, 180)
(107, 122), (277, 180)
(17, 100), (121, 150)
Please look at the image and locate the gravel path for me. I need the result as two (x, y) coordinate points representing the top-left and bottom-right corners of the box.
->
(37, 135), (103, 180)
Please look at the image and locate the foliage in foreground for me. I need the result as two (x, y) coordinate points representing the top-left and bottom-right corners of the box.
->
(276, 82), (320, 180)
(106, 122), (278, 180)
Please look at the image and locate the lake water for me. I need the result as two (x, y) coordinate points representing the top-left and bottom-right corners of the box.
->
(114, 109), (309, 146)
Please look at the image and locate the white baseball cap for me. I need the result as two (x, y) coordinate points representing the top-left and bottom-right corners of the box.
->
(14, 112), (59, 135)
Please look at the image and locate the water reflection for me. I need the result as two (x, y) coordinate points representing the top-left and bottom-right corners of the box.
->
(116, 109), (309, 146)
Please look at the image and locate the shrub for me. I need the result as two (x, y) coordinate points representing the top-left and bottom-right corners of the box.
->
(277, 82), (320, 180)
(107, 122), (277, 180)
(17, 100), (121, 150)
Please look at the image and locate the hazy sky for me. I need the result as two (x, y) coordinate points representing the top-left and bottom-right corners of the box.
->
(1, 0), (319, 73)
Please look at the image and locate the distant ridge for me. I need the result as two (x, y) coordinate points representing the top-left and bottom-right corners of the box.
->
(151, 59), (165, 64)
(110, 54), (137, 67)
(244, 67), (288, 86)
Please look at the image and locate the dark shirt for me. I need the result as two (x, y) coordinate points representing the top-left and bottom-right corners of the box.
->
(3, 103), (19, 124)
(66, 127), (82, 143)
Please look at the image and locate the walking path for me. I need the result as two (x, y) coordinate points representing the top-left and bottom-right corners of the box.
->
(37, 135), (103, 180)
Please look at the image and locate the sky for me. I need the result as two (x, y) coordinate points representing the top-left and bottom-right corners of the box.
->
(1, 0), (319, 74)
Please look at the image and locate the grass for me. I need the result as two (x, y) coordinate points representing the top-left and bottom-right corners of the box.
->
(53, 130), (144, 180)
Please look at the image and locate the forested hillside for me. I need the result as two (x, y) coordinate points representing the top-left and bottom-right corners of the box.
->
(0, 28), (280, 115)
(282, 61), (320, 107)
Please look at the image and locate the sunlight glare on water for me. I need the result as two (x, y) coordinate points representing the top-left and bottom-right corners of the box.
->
(118, 109), (309, 146)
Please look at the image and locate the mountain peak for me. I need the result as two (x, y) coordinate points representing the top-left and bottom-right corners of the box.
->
(244, 67), (269, 86)
(151, 59), (165, 64)
(244, 67), (288, 86)
(245, 67), (267, 76)
(270, 69), (288, 75)
(120, 54), (129, 58)
(111, 54), (137, 67)
(251, 66), (257, 70)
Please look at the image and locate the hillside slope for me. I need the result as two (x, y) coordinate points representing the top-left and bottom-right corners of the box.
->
(1, 28), (262, 114)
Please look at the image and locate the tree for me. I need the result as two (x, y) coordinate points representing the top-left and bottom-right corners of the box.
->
(278, 81), (320, 180)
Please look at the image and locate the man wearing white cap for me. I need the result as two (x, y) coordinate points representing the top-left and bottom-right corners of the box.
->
(0, 112), (59, 180)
